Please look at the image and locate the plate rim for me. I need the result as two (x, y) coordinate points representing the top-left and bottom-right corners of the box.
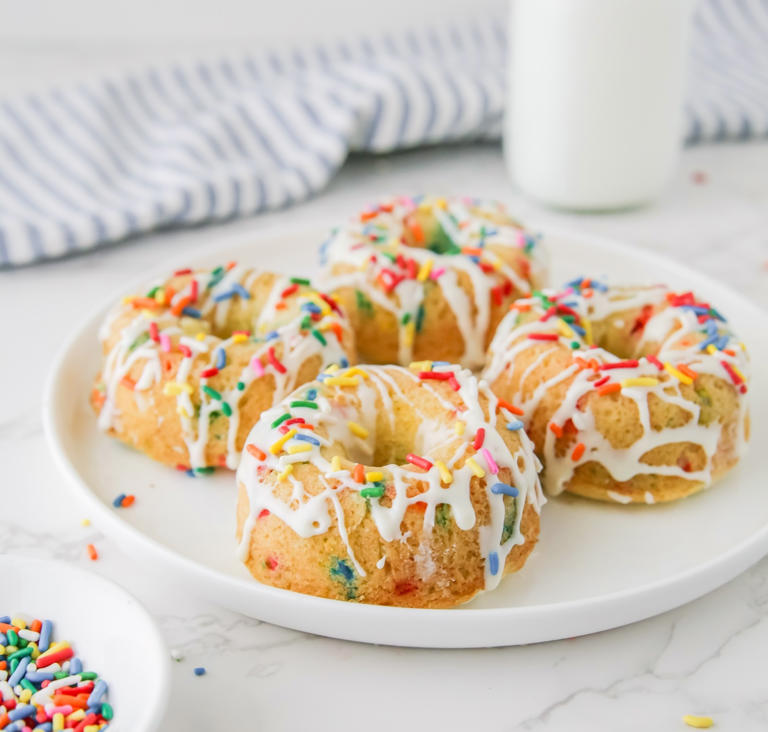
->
(42, 221), (768, 648)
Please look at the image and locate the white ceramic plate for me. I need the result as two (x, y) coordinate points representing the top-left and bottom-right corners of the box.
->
(43, 225), (768, 648)
(0, 555), (170, 731)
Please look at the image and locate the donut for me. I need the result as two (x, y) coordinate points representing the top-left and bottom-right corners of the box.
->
(318, 195), (545, 369)
(92, 263), (356, 471)
(483, 279), (750, 504)
(235, 362), (544, 608)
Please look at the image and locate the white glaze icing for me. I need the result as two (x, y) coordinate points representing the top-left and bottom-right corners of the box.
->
(237, 363), (544, 591)
(96, 267), (352, 471)
(318, 195), (546, 369)
(483, 279), (750, 498)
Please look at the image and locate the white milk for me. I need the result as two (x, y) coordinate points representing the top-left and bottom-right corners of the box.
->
(505, 0), (694, 210)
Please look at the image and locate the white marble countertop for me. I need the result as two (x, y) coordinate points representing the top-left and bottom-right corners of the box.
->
(2, 141), (768, 731)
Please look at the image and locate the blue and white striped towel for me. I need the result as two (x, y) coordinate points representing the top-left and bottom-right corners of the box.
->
(1, 0), (767, 267)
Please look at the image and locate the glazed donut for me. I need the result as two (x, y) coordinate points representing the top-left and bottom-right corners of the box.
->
(319, 195), (545, 369)
(236, 362), (544, 608)
(483, 279), (750, 504)
(92, 264), (356, 471)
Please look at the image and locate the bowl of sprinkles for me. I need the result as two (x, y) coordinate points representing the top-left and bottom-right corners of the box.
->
(0, 556), (170, 731)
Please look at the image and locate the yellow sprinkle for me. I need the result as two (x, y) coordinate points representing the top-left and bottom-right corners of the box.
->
(325, 363), (340, 374)
(330, 455), (341, 472)
(739, 341), (746, 351)
(409, 360), (432, 371)
(664, 362), (693, 385)
(195, 331), (207, 341)
(435, 460), (453, 484)
(416, 258), (433, 282)
(141, 309), (154, 318)
(154, 287), (165, 304)
(732, 364), (746, 381)
(403, 320), (415, 348)
(40, 641), (70, 657)
(28, 642), (39, 659)
(306, 293), (331, 316)
(418, 201), (432, 213)
(177, 405), (190, 417)
(491, 256), (503, 271)
(121, 295), (135, 304)
(286, 443), (312, 454)
(466, 457), (485, 478)
(706, 344), (717, 355)
(81, 518), (90, 527)
(270, 429), (297, 455)
(435, 197), (447, 209)
(85, 726), (101, 732)
(277, 464), (294, 481)
(682, 715), (713, 729)
(19, 688), (32, 703)
(53, 712), (65, 731)
(621, 377), (659, 388)
(67, 710), (86, 723)
(366, 471), (384, 482)
(454, 421), (465, 435)
(348, 421), (369, 439)
(583, 317), (594, 346)
(232, 333), (248, 344)
(163, 381), (193, 396)
(11, 617), (26, 630)
(324, 375), (360, 387)
(558, 319), (576, 340)
(344, 367), (369, 379)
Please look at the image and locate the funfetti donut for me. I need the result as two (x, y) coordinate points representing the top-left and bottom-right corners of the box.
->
(236, 362), (544, 608)
(92, 264), (356, 472)
(483, 279), (750, 504)
(318, 195), (545, 369)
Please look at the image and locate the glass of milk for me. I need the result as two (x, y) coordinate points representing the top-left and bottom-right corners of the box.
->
(505, 0), (695, 211)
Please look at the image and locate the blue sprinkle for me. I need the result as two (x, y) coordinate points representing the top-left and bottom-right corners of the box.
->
(432, 361), (451, 367)
(38, 619), (52, 653)
(231, 283), (251, 299)
(330, 558), (354, 582)
(112, 493), (126, 508)
(705, 319), (719, 335)
(491, 483), (519, 497)
(194, 667), (207, 676)
(216, 349), (226, 369)
(469, 255), (480, 264)
(87, 679), (108, 707)
(26, 671), (55, 682)
(564, 277), (585, 289)
(340, 357), (349, 368)
(301, 302), (322, 314)
(306, 388), (317, 400)
(716, 334), (730, 350)
(591, 280), (609, 292)
(571, 324), (586, 336)
(69, 657), (83, 674)
(0, 616), (9, 624)
(8, 705), (36, 723)
(212, 290), (235, 302)
(699, 334), (718, 350)
(266, 330), (280, 341)
(0, 633), (5, 645)
(182, 306), (201, 318)
(8, 656), (29, 686)
(295, 434), (320, 446)
(488, 551), (500, 576)
(186, 469), (196, 477)
(680, 304), (709, 315)
(506, 420), (524, 431)
(34, 723), (52, 732)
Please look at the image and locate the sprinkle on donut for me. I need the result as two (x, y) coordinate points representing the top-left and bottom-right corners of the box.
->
(319, 195), (545, 368)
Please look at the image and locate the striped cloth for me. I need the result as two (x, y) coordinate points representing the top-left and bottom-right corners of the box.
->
(1, 0), (767, 266)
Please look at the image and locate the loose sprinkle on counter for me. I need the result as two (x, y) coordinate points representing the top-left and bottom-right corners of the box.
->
(193, 667), (207, 676)
(683, 715), (713, 729)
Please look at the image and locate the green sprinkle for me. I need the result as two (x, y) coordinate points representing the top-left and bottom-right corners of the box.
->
(9, 658), (18, 674)
(202, 385), (222, 401)
(80, 672), (98, 681)
(311, 329), (327, 346)
(221, 402), (232, 417)
(300, 315), (312, 330)
(6, 630), (18, 646)
(20, 679), (36, 693)
(18, 637), (28, 648)
(237, 381), (245, 391)
(195, 466), (215, 475)
(355, 289), (373, 316)
(381, 251), (397, 263)
(571, 341), (581, 349)
(290, 277), (311, 286)
(6, 647), (32, 661)
(146, 285), (160, 299)
(128, 332), (150, 352)
(54, 671), (69, 680)
(271, 413), (291, 428)
(102, 703), (114, 720)
(561, 314), (575, 323)
(401, 312), (411, 325)
(212, 266), (224, 276)
(416, 303), (426, 333)
(290, 400), (319, 410)
(360, 481), (385, 498)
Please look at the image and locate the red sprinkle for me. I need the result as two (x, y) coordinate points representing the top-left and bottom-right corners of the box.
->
(37, 647), (74, 668)
(473, 428), (485, 450)
(646, 354), (664, 370)
(549, 423), (563, 439)
(265, 556), (279, 570)
(593, 375), (610, 388)
(284, 417), (306, 426)
(497, 399), (524, 416)
(258, 509), (270, 519)
(149, 321), (160, 342)
(190, 279), (199, 302)
(721, 360), (743, 385)
(200, 367), (219, 378)
(178, 344), (192, 358)
(174, 268), (192, 276)
(448, 376), (461, 391)
(247, 444), (266, 460)
(571, 443), (586, 461)
(418, 371), (451, 381)
(319, 292), (342, 314)
(86, 544), (98, 561)
(528, 333), (559, 341)
(600, 360), (639, 370)
(267, 347), (287, 374)
(281, 283), (299, 298)
(406, 453), (433, 471)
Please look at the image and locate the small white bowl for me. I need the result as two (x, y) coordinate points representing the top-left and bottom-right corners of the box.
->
(1, 555), (170, 731)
